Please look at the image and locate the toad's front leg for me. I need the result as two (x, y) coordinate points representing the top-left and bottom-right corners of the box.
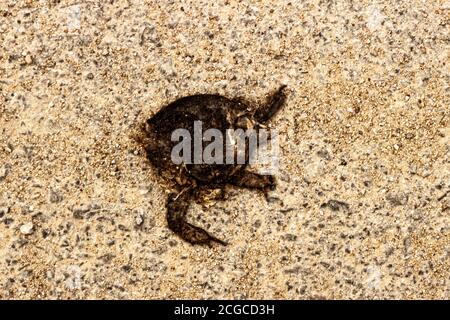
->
(254, 85), (287, 124)
(166, 190), (227, 246)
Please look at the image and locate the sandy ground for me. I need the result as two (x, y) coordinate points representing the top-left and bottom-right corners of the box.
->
(0, 0), (449, 299)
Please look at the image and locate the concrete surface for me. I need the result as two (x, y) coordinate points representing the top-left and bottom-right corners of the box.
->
(0, 0), (449, 299)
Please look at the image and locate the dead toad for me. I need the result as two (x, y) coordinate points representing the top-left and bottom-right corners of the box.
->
(140, 86), (288, 245)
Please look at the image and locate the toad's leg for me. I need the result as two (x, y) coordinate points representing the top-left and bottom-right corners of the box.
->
(254, 85), (287, 124)
(166, 190), (227, 246)
(229, 170), (276, 192)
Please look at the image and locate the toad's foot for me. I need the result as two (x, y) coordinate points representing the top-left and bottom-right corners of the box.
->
(180, 222), (227, 246)
(166, 191), (227, 246)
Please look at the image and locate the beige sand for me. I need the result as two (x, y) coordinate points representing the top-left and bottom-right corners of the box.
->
(0, 0), (449, 299)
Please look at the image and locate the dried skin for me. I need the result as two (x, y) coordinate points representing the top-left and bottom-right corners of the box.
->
(141, 86), (287, 245)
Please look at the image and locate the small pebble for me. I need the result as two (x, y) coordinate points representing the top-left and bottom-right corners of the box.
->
(20, 222), (34, 235)
(0, 166), (8, 181)
(135, 211), (144, 226)
(25, 55), (33, 64)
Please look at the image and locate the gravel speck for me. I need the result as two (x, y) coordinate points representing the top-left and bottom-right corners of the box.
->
(25, 54), (32, 64)
(20, 222), (34, 235)
(72, 203), (95, 219)
(134, 210), (144, 227)
(0, 206), (9, 218)
(320, 200), (350, 212)
(0, 166), (8, 181)
(49, 189), (64, 203)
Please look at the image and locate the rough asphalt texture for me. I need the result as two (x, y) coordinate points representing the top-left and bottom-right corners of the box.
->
(0, 0), (449, 299)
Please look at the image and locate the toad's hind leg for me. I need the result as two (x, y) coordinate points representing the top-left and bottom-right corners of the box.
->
(229, 170), (276, 192)
(166, 191), (227, 246)
(254, 85), (287, 124)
